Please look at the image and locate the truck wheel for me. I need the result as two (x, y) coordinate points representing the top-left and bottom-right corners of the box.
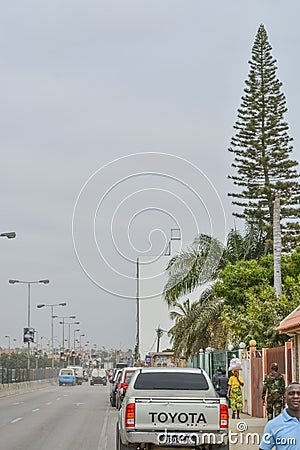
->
(116, 425), (130, 450)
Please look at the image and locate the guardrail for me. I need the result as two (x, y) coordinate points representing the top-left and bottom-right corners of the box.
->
(0, 367), (59, 384)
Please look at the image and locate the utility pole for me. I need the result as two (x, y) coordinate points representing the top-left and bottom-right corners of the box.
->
(135, 257), (140, 363)
(156, 326), (166, 353)
(273, 193), (282, 296)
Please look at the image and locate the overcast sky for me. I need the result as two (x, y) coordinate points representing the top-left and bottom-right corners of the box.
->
(0, 1), (299, 352)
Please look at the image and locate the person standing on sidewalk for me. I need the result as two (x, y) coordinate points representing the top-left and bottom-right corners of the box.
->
(212, 366), (222, 391)
(259, 382), (300, 450)
(262, 362), (285, 421)
(217, 368), (229, 398)
(227, 368), (244, 419)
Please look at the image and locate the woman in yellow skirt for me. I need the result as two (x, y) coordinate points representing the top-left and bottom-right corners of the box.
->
(227, 369), (244, 419)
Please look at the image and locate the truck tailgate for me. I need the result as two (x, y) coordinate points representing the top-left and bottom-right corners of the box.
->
(134, 397), (221, 431)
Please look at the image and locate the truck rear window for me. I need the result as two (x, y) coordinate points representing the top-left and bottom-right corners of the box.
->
(133, 372), (209, 390)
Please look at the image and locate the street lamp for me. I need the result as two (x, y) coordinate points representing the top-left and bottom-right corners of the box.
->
(79, 333), (85, 350)
(59, 321), (80, 349)
(5, 335), (10, 350)
(73, 329), (80, 349)
(52, 315), (76, 351)
(136, 257), (140, 363)
(0, 231), (16, 239)
(36, 302), (67, 366)
(40, 336), (50, 353)
(9, 278), (50, 369)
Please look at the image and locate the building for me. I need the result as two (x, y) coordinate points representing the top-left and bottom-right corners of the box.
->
(277, 305), (300, 381)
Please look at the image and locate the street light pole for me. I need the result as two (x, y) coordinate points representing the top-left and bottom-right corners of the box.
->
(36, 302), (67, 367)
(80, 334), (85, 351)
(9, 279), (50, 369)
(63, 321), (80, 349)
(52, 315), (76, 353)
(136, 257), (140, 363)
(73, 329), (80, 349)
(5, 335), (11, 350)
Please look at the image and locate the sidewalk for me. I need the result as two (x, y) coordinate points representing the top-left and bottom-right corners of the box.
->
(231, 411), (267, 429)
(229, 412), (267, 449)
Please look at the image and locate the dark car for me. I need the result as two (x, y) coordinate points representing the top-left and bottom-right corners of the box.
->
(90, 368), (107, 385)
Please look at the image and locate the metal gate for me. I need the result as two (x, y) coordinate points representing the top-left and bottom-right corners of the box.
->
(250, 347), (264, 417)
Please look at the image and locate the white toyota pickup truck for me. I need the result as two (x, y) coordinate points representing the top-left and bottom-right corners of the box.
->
(116, 367), (229, 450)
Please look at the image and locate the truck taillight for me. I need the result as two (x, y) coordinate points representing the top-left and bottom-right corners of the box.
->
(125, 403), (135, 427)
(220, 403), (228, 428)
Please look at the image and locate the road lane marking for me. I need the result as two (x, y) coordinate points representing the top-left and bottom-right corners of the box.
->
(32, 409), (40, 412)
(12, 402), (24, 405)
(98, 405), (110, 450)
(46, 402), (52, 405)
(56, 397), (61, 401)
(75, 402), (85, 406)
(11, 417), (22, 424)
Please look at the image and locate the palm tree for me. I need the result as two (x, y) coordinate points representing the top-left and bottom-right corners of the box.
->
(164, 234), (223, 307)
(168, 290), (224, 359)
(164, 226), (266, 357)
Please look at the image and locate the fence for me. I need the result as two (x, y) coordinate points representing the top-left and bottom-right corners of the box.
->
(190, 344), (291, 417)
(0, 367), (59, 384)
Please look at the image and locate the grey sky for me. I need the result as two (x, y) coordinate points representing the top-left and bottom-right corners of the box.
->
(1, 1), (299, 351)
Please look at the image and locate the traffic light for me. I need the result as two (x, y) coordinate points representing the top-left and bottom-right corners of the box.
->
(23, 327), (35, 343)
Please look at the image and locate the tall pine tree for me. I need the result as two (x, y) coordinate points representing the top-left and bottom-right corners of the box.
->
(228, 24), (300, 252)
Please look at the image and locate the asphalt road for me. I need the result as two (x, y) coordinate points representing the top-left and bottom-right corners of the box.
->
(0, 381), (117, 450)
(0, 382), (266, 450)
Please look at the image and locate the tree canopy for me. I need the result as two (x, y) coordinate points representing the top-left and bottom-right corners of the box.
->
(228, 24), (300, 252)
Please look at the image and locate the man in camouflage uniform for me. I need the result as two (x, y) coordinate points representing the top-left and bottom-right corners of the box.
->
(262, 362), (285, 421)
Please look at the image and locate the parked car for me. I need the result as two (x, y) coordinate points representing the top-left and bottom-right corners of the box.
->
(109, 368), (123, 407)
(115, 367), (138, 409)
(59, 368), (76, 386)
(116, 367), (229, 450)
(90, 368), (107, 385)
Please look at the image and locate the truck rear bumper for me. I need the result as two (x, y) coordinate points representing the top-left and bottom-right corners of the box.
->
(124, 430), (229, 447)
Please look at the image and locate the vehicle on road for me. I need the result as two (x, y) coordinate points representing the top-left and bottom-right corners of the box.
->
(116, 367), (229, 450)
(58, 368), (76, 386)
(90, 368), (107, 385)
(83, 370), (89, 382)
(66, 365), (83, 385)
(115, 367), (139, 410)
(110, 368), (123, 407)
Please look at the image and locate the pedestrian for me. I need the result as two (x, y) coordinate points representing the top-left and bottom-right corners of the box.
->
(259, 382), (300, 450)
(227, 368), (244, 419)
(262, 362), (285, 421)
(215, 368), (229, 398)
(212, 366), (222, 390)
